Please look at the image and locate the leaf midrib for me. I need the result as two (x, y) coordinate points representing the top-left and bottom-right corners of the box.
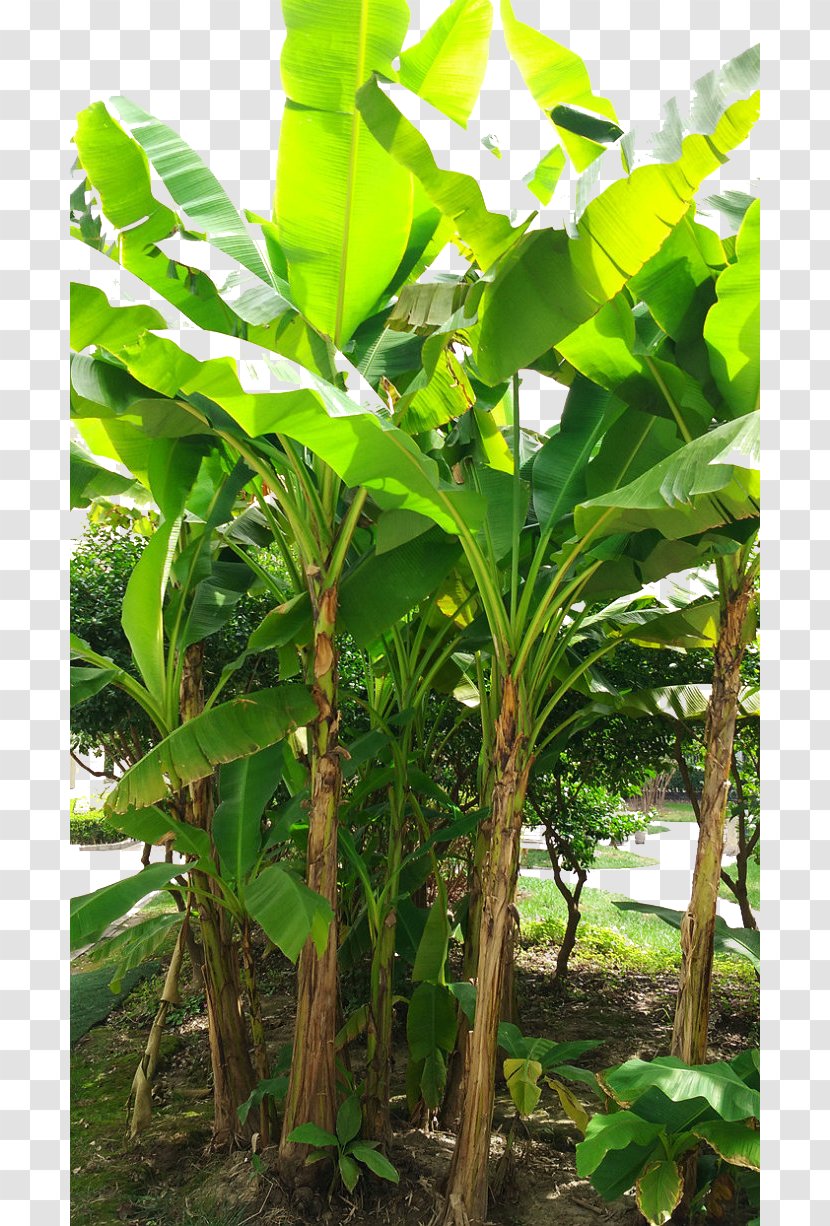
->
(334, 0), (371, 348)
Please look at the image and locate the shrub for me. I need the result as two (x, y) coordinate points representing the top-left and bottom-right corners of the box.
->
(69, 802), (127, 846)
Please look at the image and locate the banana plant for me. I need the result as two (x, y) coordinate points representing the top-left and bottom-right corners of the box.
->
(69, 1), (761, 1215)
(551, 191), (761, 1068)
(357, 43), (760, 1218)
(575, 1050), (760, 1225)
(69, 10), (490, 1159)
(69, 442), (329, 1144)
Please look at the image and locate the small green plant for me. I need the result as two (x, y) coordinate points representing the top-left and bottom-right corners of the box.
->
(166, 992), (206, 1028)
(497, 1022), (603, 1119)
(237, 1044), (292, 1127)
(572, 1049), (760, 1225)
(286, 1094), (399, 1195)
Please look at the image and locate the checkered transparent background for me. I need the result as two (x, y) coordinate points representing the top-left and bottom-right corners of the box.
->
(0, 0), (806, 1220)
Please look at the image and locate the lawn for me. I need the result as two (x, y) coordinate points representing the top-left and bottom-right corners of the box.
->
(516, 878), (683, 969)
(514, 878), (758, 978)
(656, 799), (697, 822)
(520, 847), (658, 871)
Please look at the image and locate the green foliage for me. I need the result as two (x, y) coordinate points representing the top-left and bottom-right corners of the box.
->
(286, 1094), (399, 1194)
(527, 777), (648, 874)
(237, 1044), (292, 1126)
(70, 864), (185, 952)
(69, 804), (127, 846)
(576, 1049), (759, 1223)
(70, 516), (285, 758)
(497, 1020), (603, 1118)
(68, 3), (759, 1206)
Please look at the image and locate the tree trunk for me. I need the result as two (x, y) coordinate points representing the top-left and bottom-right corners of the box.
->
(278, 585), (341, 1185)
(671, 571), (754, 1066)
(553, 868), (586, 984)
(363, 777), (406, 1147)
(499, 905), (520, 1026)
(180, 643), (256, 1149)
(438, 676), (531, 1226)
(440, 825), (487, 1131)
(240, 920), (272, 1144)
(673, 735), (701, 821)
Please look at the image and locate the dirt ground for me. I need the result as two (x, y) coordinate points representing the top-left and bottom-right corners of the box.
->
(71, 940), (759, 1226)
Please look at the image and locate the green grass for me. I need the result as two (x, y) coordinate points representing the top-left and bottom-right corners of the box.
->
(656, 800), (697, 823)
(647, 824), (669, 835)
(593, 847), (658, 869)
(719, 857), (760, 911)
(517, 879), (681, 966)
(515, 878), (755, 980)
(520, 848), (657, 871)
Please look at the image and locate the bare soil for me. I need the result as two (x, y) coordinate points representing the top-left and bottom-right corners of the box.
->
(71, 940), (758, 1226)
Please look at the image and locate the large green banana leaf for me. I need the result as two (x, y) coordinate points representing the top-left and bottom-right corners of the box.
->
(356, 76), (527, 270)
(581, 407), (690, 518)
(575, 414), (759, 542)
(111, 97), (275, 287)
(472, 70), (759, 382)
(704, 198), (760, 417)
(70, 440), (144, 509)
(583, 682), (759, 724)
(78, 324), (482, 533)
(71, 285), (484, 532)
(275, 0), (413, 346)
(70, 283), (168, 354)
(501, 0), (620, 172)
(72, 103), (333, 378)
(556, 295), (713, 437)
(70, 863), (187, 952)
(244, 865), (333, 962)
(118, 435), (209, 709)
(398, 0), (492, 127)
(106, 686), (317, 813)
(599, 1056), (759, 1122)
(531, 376), (621, 532)
(213, 746), (284, 882)
(627, 207), (726, 353)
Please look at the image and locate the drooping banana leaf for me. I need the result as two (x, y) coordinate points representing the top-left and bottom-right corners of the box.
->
(472, 53), (759, 383)
(501, 0), (621, 172)
(213, 745), (284, 882)
(70, 863), (186, 951)
(574, 414), (759, 543)
(70, 440), (144, 509)
(615, 903), (760, 972)
(356, 76), (528, 271)
(82, 330), (483, 534)
(71, 102), (334, 378)
(106, 686), (318, 813)
(111, 97), (275, 287)
(398, 0), (493, 127)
